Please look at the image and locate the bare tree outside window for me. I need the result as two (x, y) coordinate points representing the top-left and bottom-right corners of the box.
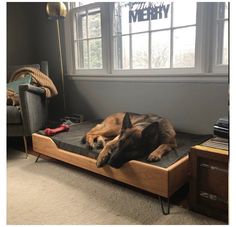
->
(113, 2), (197, 70)
(74, 7), (103, 69)
(216, 2), (228, 66)
(68, 2), (228, 73)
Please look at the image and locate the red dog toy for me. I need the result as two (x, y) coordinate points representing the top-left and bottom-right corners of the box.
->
(44, 124), (70, 136)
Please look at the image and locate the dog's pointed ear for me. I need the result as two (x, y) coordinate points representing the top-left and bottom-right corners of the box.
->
(142, 122), (159, 141)
(121, 112), (132, 131)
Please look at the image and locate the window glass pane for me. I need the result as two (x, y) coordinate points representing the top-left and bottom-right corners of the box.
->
(216, 19), (228, 65)
(173, 2), (196, 27)
(69, 2), (91, 10)
(88, 8), (101, 38)
(216, 3), (228, 67)
(74, 14), (78, 40)
(122, 36), (130, 69)
(151, 3), (171, 30)
(75, 41), (88, 69)
(130, 3), (149, 33)
(82, 15), (87, 39)
(89, 38), (102, 68)
(218, 2), (228, 20)
(132, 33), (148, 69)
(78, 2), (95, 7)
(151, 31), (170, 68)
(225, 3), (229, 19)
(75, 11), (86, 40)
(131, 18), (149, 33)
(223, 21), (228, 65)
(114, 35), (130, 69)
(113, 3), (130, 35)
(173, 27), (196, 68)
(80, 40), (89, 68)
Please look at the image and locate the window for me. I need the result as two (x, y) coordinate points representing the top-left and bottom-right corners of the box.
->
(73, 5), (103, 70)
(65, 2), (229, 76)
(113, 2), (197, 70)
(216, 2), (228, 66)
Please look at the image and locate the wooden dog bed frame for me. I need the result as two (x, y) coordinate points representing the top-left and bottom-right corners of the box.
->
(32, 133), (189, 215)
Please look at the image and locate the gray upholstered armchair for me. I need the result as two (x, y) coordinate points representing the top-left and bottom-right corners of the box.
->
(7, 61), (49, 158)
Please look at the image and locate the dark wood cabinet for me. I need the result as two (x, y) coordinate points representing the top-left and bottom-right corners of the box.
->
(189, 145), (229, 222)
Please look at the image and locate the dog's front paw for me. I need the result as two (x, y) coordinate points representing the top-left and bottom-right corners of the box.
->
(96, 154), (110, 168)
(147, 152), (161, 162)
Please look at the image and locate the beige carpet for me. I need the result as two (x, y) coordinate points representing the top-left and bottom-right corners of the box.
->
(7, 148), (225, 225)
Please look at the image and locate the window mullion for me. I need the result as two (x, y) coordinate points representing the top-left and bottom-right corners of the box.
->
(129, 3), (132, 70)
(170, 2), (174, 68)
(209, 3), (218, 72)
(194, 2), (205, 73)
(130, 35), (132, 70)
(216, 20), (225, 64)
(212, 2), (228, 72)
(104, 3), (113, 74)
(148, 6), (151, 69)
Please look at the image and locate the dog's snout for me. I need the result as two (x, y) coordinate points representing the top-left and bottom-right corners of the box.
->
(108, 153), (124, 168)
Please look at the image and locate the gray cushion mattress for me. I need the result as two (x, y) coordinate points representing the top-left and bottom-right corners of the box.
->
(38, 121), (211, 168)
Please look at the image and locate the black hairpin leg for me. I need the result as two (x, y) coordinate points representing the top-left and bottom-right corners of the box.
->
(23, 136), (28, 159)
(159, 196), (170, 215)
(35, 154), (41, 163)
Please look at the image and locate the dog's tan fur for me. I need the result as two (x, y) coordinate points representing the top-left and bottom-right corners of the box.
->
(82, 112), (177, 168)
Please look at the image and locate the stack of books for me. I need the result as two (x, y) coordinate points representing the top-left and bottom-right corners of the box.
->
(202, 116), (229, 151)
(202, 136), (228, 151)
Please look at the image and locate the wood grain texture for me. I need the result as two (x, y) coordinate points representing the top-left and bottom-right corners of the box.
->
(167, 155), (189, 197)
(189, 146), (228, 222)
(32, 133), (189, 198)
(193, 145), (228, 155)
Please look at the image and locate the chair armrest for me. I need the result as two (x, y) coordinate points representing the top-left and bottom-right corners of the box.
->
(19, 84), (48, 135)
(19, 84), (45, 96)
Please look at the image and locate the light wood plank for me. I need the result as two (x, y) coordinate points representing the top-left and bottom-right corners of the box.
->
(193, 145), (228, 156)
(32, 133), (189, 198)
(167, 155), (189, 197)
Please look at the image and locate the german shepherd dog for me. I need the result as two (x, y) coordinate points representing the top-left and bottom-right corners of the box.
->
(81, 112), (177, 168)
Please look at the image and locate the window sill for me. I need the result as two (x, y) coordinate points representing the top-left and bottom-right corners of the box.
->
(65, 73), (228, 83)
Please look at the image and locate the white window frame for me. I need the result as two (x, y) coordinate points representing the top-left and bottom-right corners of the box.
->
(64, 2), (229, 77)
(65, 3), (111, 75)
(111, 2), (201, 75)
(211, 2), (229, 74)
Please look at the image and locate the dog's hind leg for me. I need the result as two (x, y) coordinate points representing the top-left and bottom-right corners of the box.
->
(85, 125), (120, 149)
(81, 123), (106, 148)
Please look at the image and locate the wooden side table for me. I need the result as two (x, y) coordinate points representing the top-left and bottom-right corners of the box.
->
(189, 144), (229, 222)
